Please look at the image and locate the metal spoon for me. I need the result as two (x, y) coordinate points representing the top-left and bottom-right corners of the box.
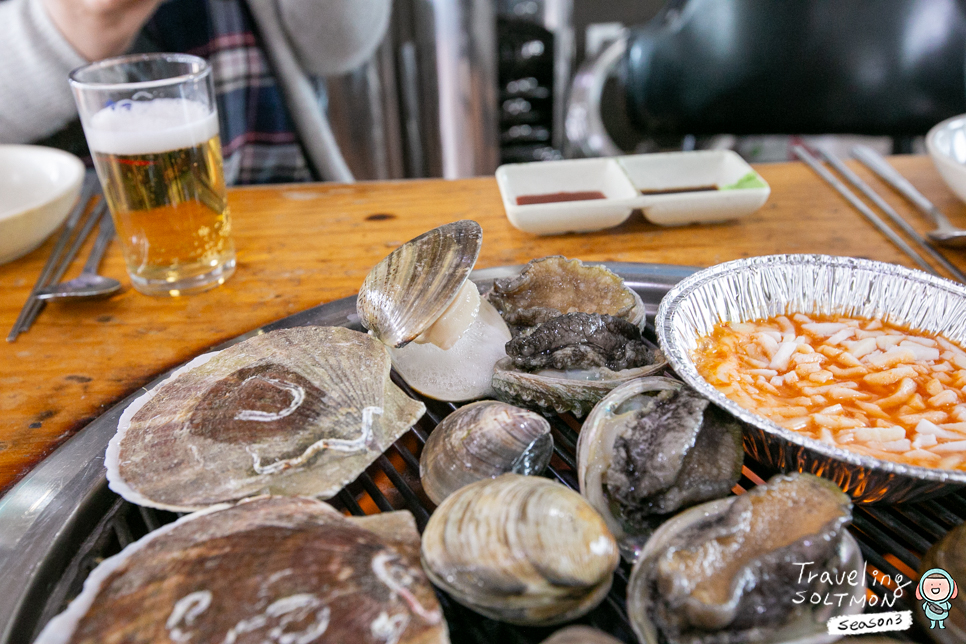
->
(852, 145), (966, 247)
(35, 209), (122, 300)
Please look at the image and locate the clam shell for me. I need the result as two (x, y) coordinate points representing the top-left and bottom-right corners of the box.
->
(577, 376), (743, 560)
(488, 256), (647, 330)
(627, 473), (863, 644)
(34, 497), (448, 644)
(106, 326), (426, 511)
(357, 220), (483, 348)
(419, 400), (553, 504)
(916, 523), (966, 643)
(539, 626), (625, 644)
(491, 350), (667, 417)
(421, 473), (620, 626)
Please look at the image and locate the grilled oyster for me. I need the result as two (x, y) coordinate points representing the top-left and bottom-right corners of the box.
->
(35, 497), (448, 644)
(357, 220), (511, 401)
(106, 326), (425, 511)
(488, 256), (646, 332)
(488, 257), (665, 416)
(421, 473), (620, 626)
(577, 377), (744, 560)
(419, 400), (552, 505)
(539, 626), (624, 644)
(628, 473), (863, 644)
(916, 523), (966, 643)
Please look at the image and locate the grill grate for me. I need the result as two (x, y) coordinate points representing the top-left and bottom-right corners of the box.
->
(25, 350), (966, 643)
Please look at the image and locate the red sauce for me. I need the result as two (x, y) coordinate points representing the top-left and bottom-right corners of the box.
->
(516, 191), (607, 205)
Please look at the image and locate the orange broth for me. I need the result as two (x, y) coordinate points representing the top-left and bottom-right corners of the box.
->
(693, 312), (966, 471)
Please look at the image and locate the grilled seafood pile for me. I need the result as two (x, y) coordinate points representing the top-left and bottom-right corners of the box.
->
(55, 220), (879, 643)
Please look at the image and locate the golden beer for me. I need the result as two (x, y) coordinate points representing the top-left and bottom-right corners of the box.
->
(85, 97), (236, 295)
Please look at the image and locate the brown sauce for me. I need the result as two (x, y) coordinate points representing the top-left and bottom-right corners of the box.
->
(516, 191), (607, 205)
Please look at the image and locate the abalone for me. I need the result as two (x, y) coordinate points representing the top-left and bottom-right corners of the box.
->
(357, 220), (511, 401)
(419, 400), (552, 505)
(577, 377), (744, 560)
(627, 473), (863, 644)
(421, 473), (620, 626)
(106, 326), (426, 511)
(487, 257), (665, 416)
(34, 497), (448, 644)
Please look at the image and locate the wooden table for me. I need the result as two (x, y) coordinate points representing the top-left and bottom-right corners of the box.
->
(2, 155), (965, 494)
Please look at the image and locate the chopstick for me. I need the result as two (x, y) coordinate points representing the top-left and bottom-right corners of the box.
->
(819, 148), (966, 283)
(7, 177), (103, 342)
(792, 145), (942, 278)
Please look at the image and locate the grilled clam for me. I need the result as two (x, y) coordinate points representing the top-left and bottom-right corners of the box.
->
(488, 257), (665, 416)
(577, 377), (743, 560)
(357, 220), (511, 401)
(106, 326), (425, 511)
(421, 473), (620, 626)
(628, 473), (863, 644)
(419, 400), (552, 505)
(916, 523), (965, 643)
(539, 626), (624, 644)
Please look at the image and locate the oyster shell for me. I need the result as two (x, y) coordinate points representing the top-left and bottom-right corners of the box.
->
(487, 257), (665, 416)
(106, 326), (426, 511)
(628, 473), (862, 644)
(358, 220), (511, 401)
(419, 400), (553, 505)
(488, 256), (646, 332)
(421, 473), (620, 626)
(34, 497), (448, 644)
(539, 626), (624, 644)
(916, 523), (966, 643)
(577, 377), (744, 560)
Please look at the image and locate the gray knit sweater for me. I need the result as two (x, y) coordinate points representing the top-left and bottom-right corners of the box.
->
(0, 0), (391, 145)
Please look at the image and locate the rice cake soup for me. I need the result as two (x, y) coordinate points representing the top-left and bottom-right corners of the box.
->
(693, 312), (966, 471)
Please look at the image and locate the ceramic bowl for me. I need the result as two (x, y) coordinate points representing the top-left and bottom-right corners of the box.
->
(926, 114), (966, 205)
(0, 145), (85, 265)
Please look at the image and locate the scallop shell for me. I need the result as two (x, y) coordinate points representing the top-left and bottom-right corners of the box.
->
(106, 326), (426, 511)
(34, 497), (448, 644)
(627, 473), (862, 644)
(539, 626), (625, 644)
(487, 256), (647, 330)
(491, 350), (667, 417)
(419, 400), (553, 504)
(421, 473), (620, 627)
(357, 220), (482, 348)
(916, 523), (966, 643)
(577, 376), (743, 560)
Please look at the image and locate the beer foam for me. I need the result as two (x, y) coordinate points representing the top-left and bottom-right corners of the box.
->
(85, 98), (219, 155)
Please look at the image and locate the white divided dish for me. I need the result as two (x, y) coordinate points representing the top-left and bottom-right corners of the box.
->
(496, 158), (640, 235)
(0, 145), (85, 264)
(496, 150), (770, 235)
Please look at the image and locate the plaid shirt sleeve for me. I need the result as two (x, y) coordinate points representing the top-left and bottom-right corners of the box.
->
(143, 0), (312, 185)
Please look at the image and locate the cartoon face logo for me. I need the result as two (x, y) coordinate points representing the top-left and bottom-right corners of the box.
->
(916, 568), (959, 630)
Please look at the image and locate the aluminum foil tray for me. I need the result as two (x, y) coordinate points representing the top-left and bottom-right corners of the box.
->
(657, 254), (966, 503)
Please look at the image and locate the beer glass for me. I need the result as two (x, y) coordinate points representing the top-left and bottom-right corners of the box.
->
(70, 54), (235, 296)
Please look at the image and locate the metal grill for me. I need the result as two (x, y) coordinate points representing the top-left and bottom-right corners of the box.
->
(3, 264), (964, 644)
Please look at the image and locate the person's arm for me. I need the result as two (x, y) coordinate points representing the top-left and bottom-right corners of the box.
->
(276, 0), (392, 77)
(0, 0), (160, 144)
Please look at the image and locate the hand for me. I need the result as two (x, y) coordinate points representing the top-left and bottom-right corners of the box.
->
(41, 0), (164, 61)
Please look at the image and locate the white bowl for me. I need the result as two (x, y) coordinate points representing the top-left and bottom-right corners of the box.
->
(926, 114), (966, 205)
(0, 145), (86, 265)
